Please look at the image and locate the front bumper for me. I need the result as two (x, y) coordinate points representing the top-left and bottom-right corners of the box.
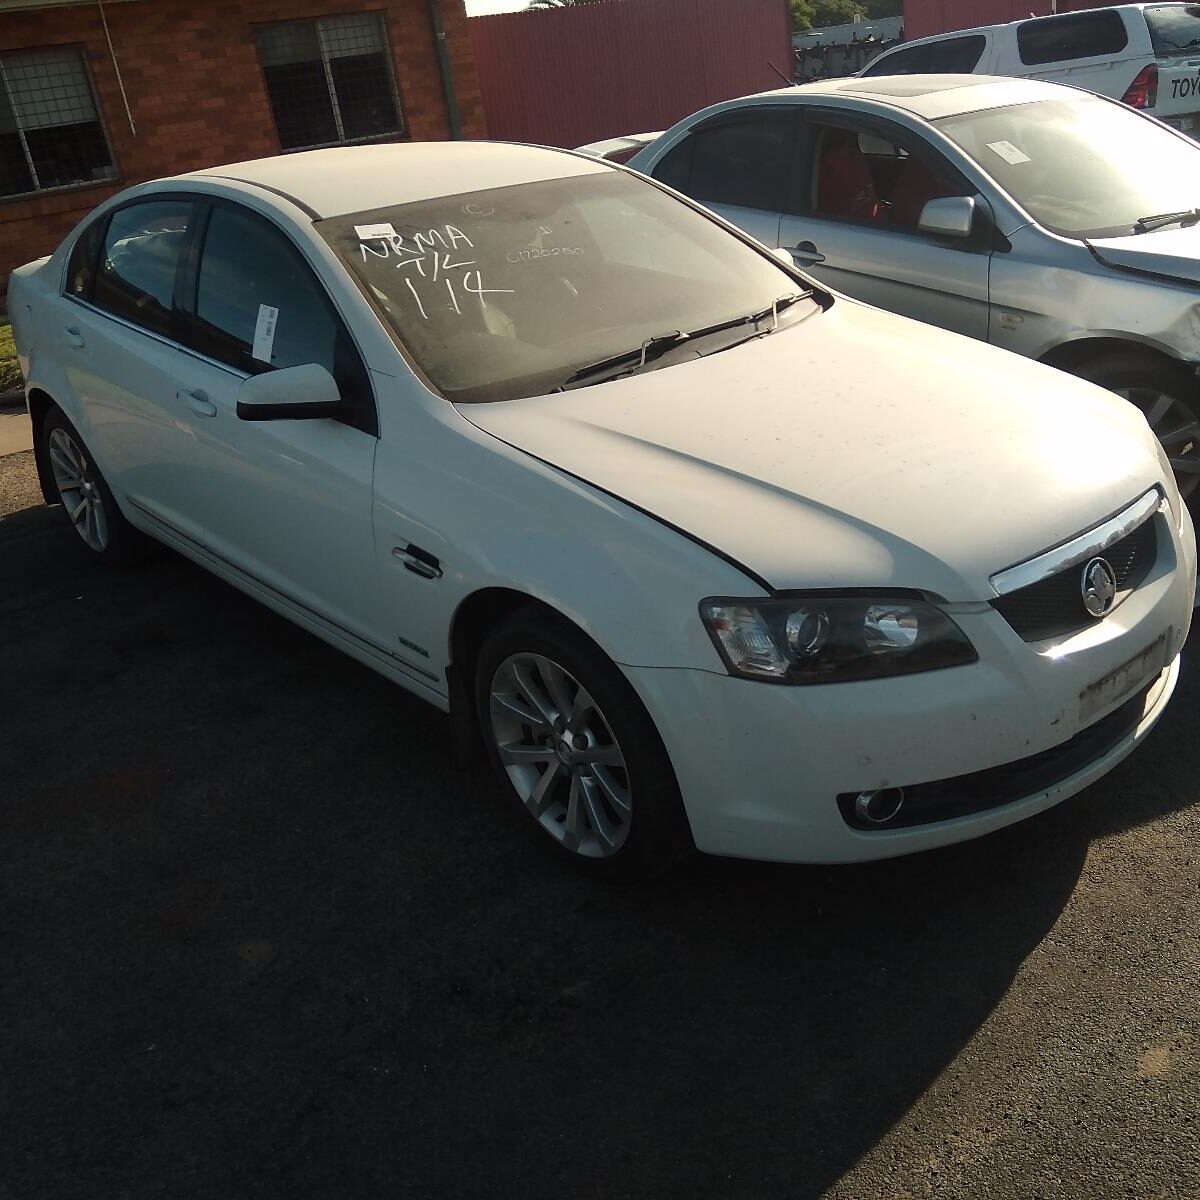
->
(626, 503), (1195, 864)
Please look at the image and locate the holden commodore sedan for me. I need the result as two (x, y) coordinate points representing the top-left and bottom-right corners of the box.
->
(8, 142), (1195, 876)
(610, 75), (1200, 494)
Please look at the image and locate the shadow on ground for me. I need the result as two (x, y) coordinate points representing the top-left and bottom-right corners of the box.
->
(2, 499), (1196, 1198)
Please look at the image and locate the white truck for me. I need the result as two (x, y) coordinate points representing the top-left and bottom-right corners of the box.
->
(860, 3), (1200, 134)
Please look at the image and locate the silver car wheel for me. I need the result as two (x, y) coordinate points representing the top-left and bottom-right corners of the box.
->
(489, 652), (632, 858)
(47, 427), (108, 552)
(1119, 386), (1200, 495)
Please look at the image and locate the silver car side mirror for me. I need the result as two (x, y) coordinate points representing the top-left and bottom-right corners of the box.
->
(918, 195), (976, 240)
(237, 363), (342, 422)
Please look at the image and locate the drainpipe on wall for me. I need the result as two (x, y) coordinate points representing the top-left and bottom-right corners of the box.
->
(427, 0), (463, 140)
(97, 0), (136, 136)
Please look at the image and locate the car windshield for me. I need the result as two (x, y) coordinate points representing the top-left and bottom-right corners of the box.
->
(936, 94), (1200, 238)
(1145, 3), (1200, 56)
(317, 170), (817, 403)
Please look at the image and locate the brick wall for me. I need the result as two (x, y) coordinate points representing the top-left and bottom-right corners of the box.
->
(0, 0), (485, 298)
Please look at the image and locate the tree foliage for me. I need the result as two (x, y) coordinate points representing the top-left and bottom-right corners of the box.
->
(791, 0), (900, 31)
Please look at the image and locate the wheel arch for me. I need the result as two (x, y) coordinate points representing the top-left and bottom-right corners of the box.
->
(445, 586), (649, 766)
(1038, 336), (1194, 377)
(27, 387), (58, 505)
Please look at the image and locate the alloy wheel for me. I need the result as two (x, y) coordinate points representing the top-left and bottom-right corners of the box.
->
(47, 427), (108, 551)
(1119, 386), (1200, 497)
(488, 652), (632, 858)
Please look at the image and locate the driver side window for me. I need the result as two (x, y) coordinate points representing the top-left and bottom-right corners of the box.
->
(805, 123), (970, 232)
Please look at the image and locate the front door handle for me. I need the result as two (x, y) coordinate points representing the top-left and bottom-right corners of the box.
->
(179, 388), (217, 418)
(790, 240), (826, 265)
(64, 326), (85, 349)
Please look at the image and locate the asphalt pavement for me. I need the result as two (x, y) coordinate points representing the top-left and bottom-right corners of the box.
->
(2, 447), (1198, 1199)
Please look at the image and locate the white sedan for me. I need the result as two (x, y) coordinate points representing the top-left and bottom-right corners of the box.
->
(8, 142), (1195, 876)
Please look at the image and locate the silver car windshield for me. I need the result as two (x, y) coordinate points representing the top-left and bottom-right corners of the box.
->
(937, 96), (1200, 238)
(318, 171), (818, 404)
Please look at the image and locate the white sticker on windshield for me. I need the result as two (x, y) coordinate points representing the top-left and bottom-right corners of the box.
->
(355, 222), (398, 240)
(986, 140), (1031, 165)
(252, 304), (279, 363)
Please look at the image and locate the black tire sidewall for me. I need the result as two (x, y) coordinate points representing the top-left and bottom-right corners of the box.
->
(473, 609), (693, 879)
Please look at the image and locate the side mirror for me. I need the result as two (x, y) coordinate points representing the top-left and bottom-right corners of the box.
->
(771, 245), (796, 268)
(236, 363), (342, 422)
(918, 195), (976, 240)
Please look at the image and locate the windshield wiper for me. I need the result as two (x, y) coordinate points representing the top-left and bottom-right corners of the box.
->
(1134, 208), (1200, 233)
(555, 331), (689, 390)
(553, 294), (812, 392)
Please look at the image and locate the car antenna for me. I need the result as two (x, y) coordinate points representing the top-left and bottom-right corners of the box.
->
(768, 61), (799, 88)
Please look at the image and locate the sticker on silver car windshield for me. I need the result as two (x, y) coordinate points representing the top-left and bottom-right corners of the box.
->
(986, 140), (1031, 166)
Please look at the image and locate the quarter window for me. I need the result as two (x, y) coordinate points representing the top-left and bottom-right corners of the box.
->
(1017, 11), (1129, 65)
(0, 48), (116, 200)
(91, 201), (192, 336)
(257, 13), (405, 152)
(190, 205), (372, 422)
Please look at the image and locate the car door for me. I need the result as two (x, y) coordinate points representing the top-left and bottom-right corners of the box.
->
(648, 108), (799, 248)
(777, 113), (991, 341)
(168, 199), (385, 646)
(57, 196), (211, 543)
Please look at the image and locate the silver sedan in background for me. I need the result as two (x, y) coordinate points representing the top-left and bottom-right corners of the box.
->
(612, 75), (1200, 493)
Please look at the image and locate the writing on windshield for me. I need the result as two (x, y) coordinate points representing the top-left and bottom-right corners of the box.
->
(319, 171), (806, 403)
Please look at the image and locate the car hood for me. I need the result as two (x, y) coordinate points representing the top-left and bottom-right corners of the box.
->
(1089, 224), (1200, 287)
(457, 301), (1161, 599)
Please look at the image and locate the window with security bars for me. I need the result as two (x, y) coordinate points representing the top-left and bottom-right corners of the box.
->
(0, 47), (116, 200)
(258, 13), (406, 152)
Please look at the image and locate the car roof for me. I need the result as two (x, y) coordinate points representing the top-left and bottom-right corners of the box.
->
(737, 74), (1088, 121)
(179, 140), (610, 219)
(884, 2), (1154, 44)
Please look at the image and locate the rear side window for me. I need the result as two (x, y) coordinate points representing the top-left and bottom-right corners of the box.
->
(861, 34), (986, 76)
(1017, 10), (1129, 65)
(652, 137), (695, 192)
(1145, 4), (1200, 57)
(91, 200), (192, 336)
(686, 115), (795, 212)
(190, 204), (372, 422)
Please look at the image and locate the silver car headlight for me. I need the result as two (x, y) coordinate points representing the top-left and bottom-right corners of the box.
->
(700, 594), (977, 684)
(1153, 439), (1184, 530)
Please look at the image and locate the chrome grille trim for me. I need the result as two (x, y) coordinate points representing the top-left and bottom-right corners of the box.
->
(990, 488), (1163, 598)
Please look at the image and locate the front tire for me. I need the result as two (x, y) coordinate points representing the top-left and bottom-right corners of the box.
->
(474, 607), (693, 879)
(1073, 350), (1200, 498)
(42, 406), (150, 564)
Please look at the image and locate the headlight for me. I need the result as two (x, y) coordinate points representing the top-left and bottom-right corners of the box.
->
(699, 595), (977, 684)
(1153, 439), (1183, 530)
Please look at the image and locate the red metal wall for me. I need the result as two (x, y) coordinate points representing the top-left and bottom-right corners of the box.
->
(903, 0), (1111, 40)
(469, 0), (793, 149)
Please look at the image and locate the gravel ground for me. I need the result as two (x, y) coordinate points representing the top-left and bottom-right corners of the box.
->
(2, 451), (1198, 1199)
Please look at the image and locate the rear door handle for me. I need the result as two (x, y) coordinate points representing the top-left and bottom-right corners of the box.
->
(64, 326), (85, 349)
(179, 388), (217, 418)
(392, 544), (442, 579)
(790, 241), (825, 265)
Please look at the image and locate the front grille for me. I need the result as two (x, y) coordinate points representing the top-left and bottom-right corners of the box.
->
(837, 668), (1166, 831)
(992, 515), (1158, 642)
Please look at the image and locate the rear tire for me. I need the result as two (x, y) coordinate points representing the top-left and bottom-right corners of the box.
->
(1072, 350), (1200, 498)
(42, 406), (151, 565)
(474, 606), (694, 879)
